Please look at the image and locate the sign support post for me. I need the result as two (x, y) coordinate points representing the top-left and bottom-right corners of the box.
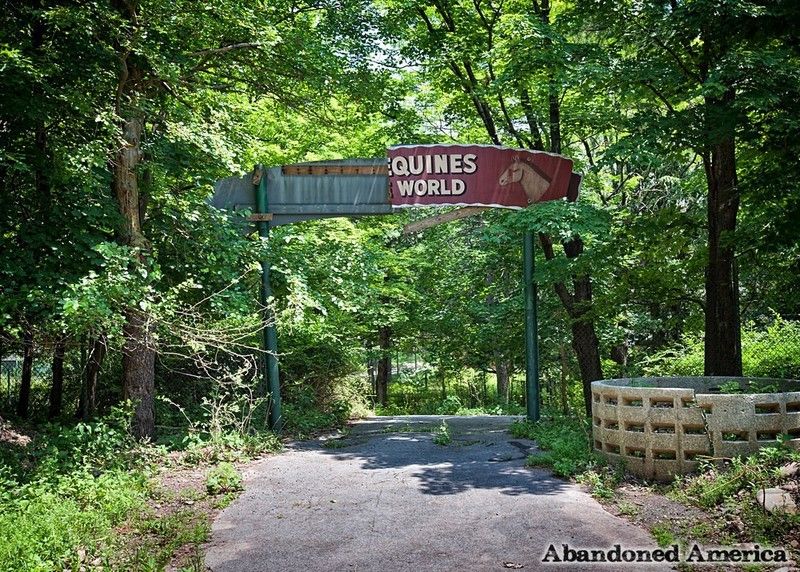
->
(254, 166), (282, 431)
(213, 150), (578, 429)
(523, 229), (540, 422)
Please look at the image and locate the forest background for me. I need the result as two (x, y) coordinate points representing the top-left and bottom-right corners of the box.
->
(1, 0), (799, 568)
(2, 0), (798, 433)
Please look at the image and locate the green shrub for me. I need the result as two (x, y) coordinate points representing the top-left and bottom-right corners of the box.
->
(205, 462), (243, 496)
(281, 384), (352, 438)
(643, 317), (800, 379)
(0, 469), (147, 572)
(510, 415), (604, 478)
(435, 395), (462, 415)
(678, 443), (800, 508)
(671, 442), (800, 544)
(0, 407), (158, 572)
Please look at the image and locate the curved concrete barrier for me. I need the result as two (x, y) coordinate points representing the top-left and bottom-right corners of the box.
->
(591, 377), (800, 481)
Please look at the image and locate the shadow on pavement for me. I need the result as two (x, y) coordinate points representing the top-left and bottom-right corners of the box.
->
(304, 415), (571, 497)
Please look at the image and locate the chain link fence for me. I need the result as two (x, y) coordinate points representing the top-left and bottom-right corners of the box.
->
(0, 340), (84, 418)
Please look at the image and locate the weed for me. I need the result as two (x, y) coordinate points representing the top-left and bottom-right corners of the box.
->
(0, 469), (148, 571)
(213, 492), (239, 510)
(650, 523), (676, 548)
(576, 469), (618, 500)
(616, 500), (640, 517)
(672, 443), (800, 547)
(433, 420), (452, 446)
(205, 462), (243, 496)
(512, 416), (603, 478)
(322, 438), (352, 449)
(687, 522), (713, 541)
(126, 509), (211, 571)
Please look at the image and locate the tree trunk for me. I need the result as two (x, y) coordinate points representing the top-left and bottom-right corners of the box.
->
(571, 319), (602, 416)
(541, 9), (603, 416)
(411, 0), (605, 416)
(376, 326), (391, 406)
(16, 328), (34, 418)
(559, 344), (569, 414)
(703, 122), (742, 375)
(367, 359), (376, 397)
(114, 116), (157, 440)
(539, 234), (604, 417)
(495, 356), (511, 403)
(77, 334), (106, 420)
(122, 310), (155, 439)
(48, 336), (66, 419)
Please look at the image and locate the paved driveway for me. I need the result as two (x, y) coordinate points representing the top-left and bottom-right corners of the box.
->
(205, 416), (669, 571)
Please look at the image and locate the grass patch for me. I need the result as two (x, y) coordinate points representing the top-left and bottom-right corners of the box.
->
(0, 402), (268, 572)
(381, 424), (436, 434)
(0, 469), (149, 571)
(322, 437), (354, 449)
(125, 508), (210, 571)
(616, 500), (640, 517)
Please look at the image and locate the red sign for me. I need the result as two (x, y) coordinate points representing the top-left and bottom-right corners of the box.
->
(388, 144), (575, 209)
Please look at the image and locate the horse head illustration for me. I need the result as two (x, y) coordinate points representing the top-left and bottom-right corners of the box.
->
(498, 157), (552, 204)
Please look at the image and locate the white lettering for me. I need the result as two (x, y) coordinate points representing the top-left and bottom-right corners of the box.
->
(449, 154), (463, 174)
(462, 153), (477, 174)
(396, 180), (414, 197)
(408, 155), (424, 175)
(394, 178), (468, 198)
(391, 156), (410, 176)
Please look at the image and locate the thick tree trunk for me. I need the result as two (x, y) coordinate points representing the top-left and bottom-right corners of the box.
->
(376, 326), (391, 406)
(539, 234), (603, 417)
(571, 319), (602, 416)
(703, 123), (742, 376)
(48, 336), (66, 419)
(122, 310), (155, 439)
(16, 328), (34, 418)
(77, 335), (106, 420)
(114, 116), (157, 439)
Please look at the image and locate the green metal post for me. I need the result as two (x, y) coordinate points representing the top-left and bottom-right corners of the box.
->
(524, 230), (540, 422)
(254, 166), (282, 431)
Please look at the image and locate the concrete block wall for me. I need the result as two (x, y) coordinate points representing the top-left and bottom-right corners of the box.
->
(592, 377), (800, 481)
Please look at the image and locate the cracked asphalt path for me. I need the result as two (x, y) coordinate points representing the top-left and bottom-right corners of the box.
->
(205, 416), (669, 571)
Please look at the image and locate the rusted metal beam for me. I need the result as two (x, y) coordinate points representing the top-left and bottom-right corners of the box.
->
(247, 213), (274, 222)
(282, 164), (388, 176)
(402, 206), (487, 234)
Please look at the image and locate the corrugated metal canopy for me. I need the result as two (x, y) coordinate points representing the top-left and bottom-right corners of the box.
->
(210, 159), (391, 226)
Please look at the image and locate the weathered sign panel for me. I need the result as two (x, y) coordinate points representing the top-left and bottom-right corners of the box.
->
(211, 159), (390, 226)
(210, 150), (579, 227)
(388, 144), (574, 209)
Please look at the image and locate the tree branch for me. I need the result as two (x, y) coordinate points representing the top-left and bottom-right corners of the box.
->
(188, 42), (262, 57)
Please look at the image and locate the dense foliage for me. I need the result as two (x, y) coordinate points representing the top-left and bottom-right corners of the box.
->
(0, 0), (797, 429)
(0, 0), (798, 568)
